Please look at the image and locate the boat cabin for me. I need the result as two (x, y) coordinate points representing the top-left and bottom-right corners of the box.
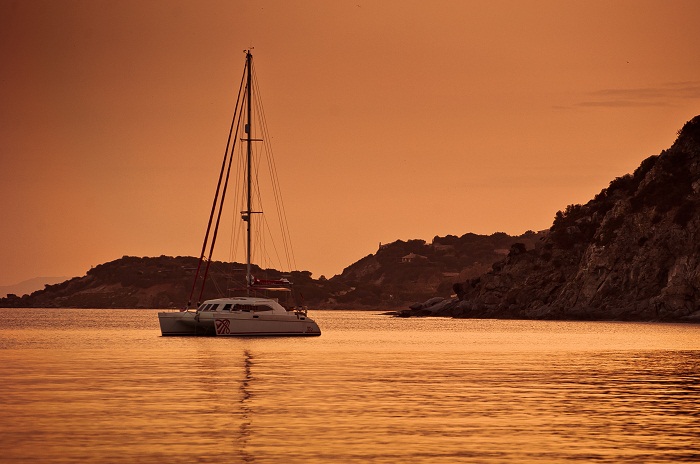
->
(197, 297), (289, 315)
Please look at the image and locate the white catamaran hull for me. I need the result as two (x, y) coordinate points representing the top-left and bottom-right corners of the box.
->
(158, 311), (216, 336)
(158, 309), (321, 337)
(212, 313), (320, 336)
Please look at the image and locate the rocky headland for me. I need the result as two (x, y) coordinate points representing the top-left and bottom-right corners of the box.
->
(402, 115), (700, 322)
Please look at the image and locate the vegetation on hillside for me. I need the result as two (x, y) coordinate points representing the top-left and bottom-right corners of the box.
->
(0, 232), (540, 309)
(404, 115), (700, 322)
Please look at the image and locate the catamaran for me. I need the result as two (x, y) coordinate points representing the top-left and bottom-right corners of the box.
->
(158, 50), (321, 336)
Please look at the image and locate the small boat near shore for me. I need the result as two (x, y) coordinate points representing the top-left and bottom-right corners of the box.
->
(158, 50), (320, 337)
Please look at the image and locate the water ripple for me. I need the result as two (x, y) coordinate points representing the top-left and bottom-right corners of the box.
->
(0, 309), (699, 463)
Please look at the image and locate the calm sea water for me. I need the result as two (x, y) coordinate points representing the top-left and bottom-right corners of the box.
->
(1, 309), (699, 463)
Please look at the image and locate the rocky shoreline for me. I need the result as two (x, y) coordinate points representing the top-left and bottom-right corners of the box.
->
(400, 115), (700, 323)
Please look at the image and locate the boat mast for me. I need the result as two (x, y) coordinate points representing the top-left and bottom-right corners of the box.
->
(245, 50), (253, 296)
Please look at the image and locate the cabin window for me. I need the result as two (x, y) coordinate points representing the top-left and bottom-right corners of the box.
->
(209, 304), (219, 311)
(234, 304), (255, 312)
(223, 304), (232, 311)
(253, 305), (274, 312)
(232, 303), (276, 312)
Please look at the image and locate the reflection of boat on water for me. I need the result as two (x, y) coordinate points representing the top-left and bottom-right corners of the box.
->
(237, 349), (253, 461)
(158, 50), (320, 337)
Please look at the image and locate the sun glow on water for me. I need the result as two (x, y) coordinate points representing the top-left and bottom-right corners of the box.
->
(1, 309), (699, 463)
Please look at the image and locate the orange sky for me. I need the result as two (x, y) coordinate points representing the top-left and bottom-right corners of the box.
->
(2, 0), (700, 285)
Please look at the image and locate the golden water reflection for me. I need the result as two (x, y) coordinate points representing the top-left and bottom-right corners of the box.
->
(0, 309), (699, 463)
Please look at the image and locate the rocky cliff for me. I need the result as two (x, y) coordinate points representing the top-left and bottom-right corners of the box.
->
(403, 115), (700, 322)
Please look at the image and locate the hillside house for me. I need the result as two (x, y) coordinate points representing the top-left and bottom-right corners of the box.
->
(401, 253), (428, 263)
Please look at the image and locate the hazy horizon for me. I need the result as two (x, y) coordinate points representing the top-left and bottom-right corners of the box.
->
(2, 0), (700, 285)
